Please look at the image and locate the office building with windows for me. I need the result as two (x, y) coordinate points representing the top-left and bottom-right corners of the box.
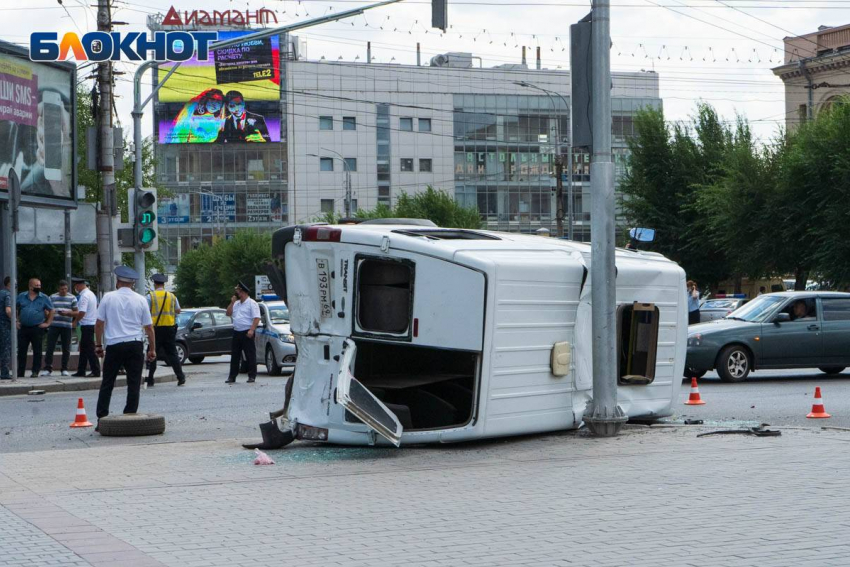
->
(150, 26), (660, 269)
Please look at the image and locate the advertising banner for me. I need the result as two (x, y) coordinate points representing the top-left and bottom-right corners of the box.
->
(246, 192), (284, 223)
(157, 31), (280, 144)
(0, 49), (74, 202)
(157, 193), (191, 224)
(201, 193), (235, 223)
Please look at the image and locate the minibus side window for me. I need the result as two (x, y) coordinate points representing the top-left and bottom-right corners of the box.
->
(617, 303), (659, 385)
(356, 257), (414, 337)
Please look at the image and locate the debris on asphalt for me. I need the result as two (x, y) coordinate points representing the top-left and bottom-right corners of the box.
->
(253, 449), (275, 465)
(28, 390), (45, 395)
(683, 419), (704, 425)
(697, 424), (781, 438)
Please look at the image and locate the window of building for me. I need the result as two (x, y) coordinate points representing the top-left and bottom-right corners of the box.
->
(344, 158), (357, 172)
(319, 116), (334, 130)
(798, 104), (808, 123)
(320, 157), (334, 171)
(400, 117), (413, 131)
(400, 158), (414, 172)
(321, 199), (335, 213)
(343, 116), (356, 130)
(418, 118), (432, 132)
(419, 158), (432, 172)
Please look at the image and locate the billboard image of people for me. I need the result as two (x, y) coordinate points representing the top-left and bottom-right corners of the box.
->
(157, 31), (280, 144)
(0, 45), (75, 202)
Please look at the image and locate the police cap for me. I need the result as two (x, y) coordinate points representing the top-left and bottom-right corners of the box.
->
(115, 266), (140, 283)
(151, 273), (168, 284)
(70, 276), (87, 284)
(236, 280), (251, 294)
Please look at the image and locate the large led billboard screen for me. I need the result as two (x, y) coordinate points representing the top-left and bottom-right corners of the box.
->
(0, 44), (75, 204)
(157, 31), (281, 144)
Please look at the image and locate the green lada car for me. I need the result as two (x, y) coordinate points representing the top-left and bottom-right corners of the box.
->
(686, 292), (850, 382)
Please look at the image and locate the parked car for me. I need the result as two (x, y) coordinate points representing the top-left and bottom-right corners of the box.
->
(175, 308), (234, 364)
(256, 301), (296, 375)
(686, 292), (850, 382)
(699, 296), (749, 323)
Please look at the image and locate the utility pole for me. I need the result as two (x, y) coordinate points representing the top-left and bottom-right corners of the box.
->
(555, 159), (564, 238)
(96, 0), (117, 292)
(583, 0), (627, 437)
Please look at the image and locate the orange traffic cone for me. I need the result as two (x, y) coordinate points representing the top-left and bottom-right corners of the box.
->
(807, 387), (831, 419)
(70, 398), (93, 428)
(684, 377), (706, 405)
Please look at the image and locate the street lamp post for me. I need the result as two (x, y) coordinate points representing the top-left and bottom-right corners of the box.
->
(515, 81), (574, 240)
(309, 150), (352, 218)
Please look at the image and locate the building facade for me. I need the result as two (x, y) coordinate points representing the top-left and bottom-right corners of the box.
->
(153, 35), (660, 269)
(287, 56), (660, 240)
(772, 23), (850, 131)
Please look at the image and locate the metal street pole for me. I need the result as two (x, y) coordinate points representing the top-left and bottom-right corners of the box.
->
(64, 210), (72, 283)
(131, 0), (403, 280)
(97, 0), (117, 292)
(583, 0), (627, 436)
(321, 148), (352, 217)
(515, 81), (573, 239)
(5, 169), (20, 379)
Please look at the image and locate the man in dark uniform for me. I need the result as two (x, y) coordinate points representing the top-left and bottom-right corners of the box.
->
(225, 281), (260, 383)
(95, 266), (156, 430)
(146, 273), (186, 387)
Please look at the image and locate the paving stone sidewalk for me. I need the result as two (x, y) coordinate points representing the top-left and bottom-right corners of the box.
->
(1, 425), (849, 567)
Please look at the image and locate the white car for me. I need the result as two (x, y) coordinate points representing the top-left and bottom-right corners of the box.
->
(255, 301), (297, 375)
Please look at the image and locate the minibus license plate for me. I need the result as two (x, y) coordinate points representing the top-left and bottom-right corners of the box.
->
(316, 258), (332, 318)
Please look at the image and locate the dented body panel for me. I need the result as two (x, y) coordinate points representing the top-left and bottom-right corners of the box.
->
(268, 224), (687, 446)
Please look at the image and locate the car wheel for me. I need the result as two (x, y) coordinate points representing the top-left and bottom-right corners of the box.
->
(98, 414), (166, 437)
(266, 346), (283, 376)
(819, 366), (845, 375)
(684, 368), (707, 379)
(188, 356), (205, 365)
(717, 345), (751, 383)
(175, 342), (188, 365)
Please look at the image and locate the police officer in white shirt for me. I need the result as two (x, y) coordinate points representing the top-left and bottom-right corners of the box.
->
(225, 281), (260, 383)
(94, 266), (156, 428)
(71, 276), (101, 378)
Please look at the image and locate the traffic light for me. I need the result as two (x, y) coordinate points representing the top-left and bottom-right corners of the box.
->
(134, 188), (158, 251)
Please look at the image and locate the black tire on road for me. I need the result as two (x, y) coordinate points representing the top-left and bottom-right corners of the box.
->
(98, 414), (166, 437)
(717, 345), (752, 383)
(684, 368), (707, 379)
(176, 342), (188, 365)
(189, 356), (205, 364)
(819, 366), (845, 375)
(266, 346), (282, 376)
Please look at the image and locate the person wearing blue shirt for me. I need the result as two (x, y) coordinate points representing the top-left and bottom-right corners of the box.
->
(16, 278), (54, 378)
(687, 280), (701, 325)
(0, 276), (12, 380)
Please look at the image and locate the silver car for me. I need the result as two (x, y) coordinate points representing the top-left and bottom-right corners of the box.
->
(700, 298), (749, 322)
(255, 301), (297, 375)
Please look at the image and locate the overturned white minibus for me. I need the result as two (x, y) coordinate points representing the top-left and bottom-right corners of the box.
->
(253, 220), (687, 448)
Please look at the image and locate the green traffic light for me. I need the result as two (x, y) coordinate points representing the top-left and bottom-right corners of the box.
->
(139, 211), (156, 226)
(139, 228), (156, 246)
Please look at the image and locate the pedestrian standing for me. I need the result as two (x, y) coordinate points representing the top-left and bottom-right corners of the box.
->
(225, 281), (260, 384)
(146, 273), (186, 387)
(41, 280), (78, 377)
(94, 266), (156, 429)
(687, 280), (701, 325)
(72, 277), (100, 378)
(16, 278), (54, 378)
(0, 276), (12, 380)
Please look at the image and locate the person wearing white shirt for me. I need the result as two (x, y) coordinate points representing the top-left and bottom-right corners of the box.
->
(225, 281), (260, 383)
(94, 267), (156, 428)
(72, 277), (101, 378)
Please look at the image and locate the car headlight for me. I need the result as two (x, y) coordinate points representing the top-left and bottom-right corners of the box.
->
(280, 333), (295, 343)
(687, 333), (702, 347)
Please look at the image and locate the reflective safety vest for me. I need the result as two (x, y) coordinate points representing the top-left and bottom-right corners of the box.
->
(149, 290), (177, 327)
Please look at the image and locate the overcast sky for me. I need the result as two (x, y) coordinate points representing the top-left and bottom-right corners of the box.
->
(2, 0), (842, 143)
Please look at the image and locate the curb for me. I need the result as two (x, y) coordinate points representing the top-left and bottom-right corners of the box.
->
(0, 371), (177, 397)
